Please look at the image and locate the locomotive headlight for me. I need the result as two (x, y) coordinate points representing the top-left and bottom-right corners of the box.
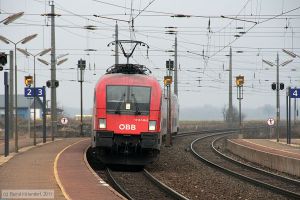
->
(99, 118), (106, 129)
(149, 120), (156, 131)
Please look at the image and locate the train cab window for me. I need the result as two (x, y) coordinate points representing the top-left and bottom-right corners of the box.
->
(106, 85), (151, 115)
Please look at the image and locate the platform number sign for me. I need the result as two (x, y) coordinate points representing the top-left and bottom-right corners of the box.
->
(24, 87), (34, 97)
(24, 87), (45, 97)
(35, 87), (45, 97)
(290, 88), (300, 98)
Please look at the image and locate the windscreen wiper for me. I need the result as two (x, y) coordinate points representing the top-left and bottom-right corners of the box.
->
(115, 93), (126, 114)
(131, 93), (141, 115)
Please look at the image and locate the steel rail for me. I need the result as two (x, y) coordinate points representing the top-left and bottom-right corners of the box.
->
(105, 168), (134, 200)
(106, 167), (189, 200)
(190, 133), (300, 199)
(175, 128), (237, 138)
(212, 135), (300, 186)
(143, 169), (189, 200)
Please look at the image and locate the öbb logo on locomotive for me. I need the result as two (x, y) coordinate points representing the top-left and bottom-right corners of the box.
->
(119, 124), (136, 131)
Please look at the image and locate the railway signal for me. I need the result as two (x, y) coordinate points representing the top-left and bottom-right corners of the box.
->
(166, 60), (174, 70)
(165, 60), (174, 147)
(77, 59), (86, 136)
(235, 75), (244, 87)
(236, 75), (244, 134)
(25, 75), (33, 87)
(46, 80), (59, 88)
(164, 76), (172, 86)
(0, 52), (7, 71)
(271, 82), (284, 90)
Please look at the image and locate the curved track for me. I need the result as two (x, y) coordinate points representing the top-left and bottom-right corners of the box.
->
(190, 133), (300, 199)
(106, 168), (189, 200)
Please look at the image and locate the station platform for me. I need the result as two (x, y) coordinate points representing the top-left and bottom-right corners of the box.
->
(0, 135), (49, 156)
(227, 138), (300, 177)
(0, 138), (125, 200)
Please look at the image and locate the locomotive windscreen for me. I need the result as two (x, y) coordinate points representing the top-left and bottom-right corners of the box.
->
(106, 85), (151, 115)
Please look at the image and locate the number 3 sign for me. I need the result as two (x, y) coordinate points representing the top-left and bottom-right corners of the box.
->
(24, 87), (45, 97)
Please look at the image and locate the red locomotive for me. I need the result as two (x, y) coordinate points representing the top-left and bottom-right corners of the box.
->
(91, 64), (179, 165)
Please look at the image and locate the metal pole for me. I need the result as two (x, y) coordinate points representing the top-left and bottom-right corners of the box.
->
(4, 72), (9, 157)
(169, 84), (172, 145)
(174, 35), (178, 96)
(276, 52), (280, 142)
(229, 47), (233, 127)
(80, 67), (83, 136)
(50, 1), (57, 141)
(286, 88), (289, 144)
(294, 87), (297, 125)
(33, 56), (36, 145)
(288, 87), (291, 144)
(43, 86), (46, 143)
(14, 43), (18, 152)
(9, 50), (14, 139)
(239, 87), (242, 134)
(166, 84), (172, 147)
(115, 22), (119, 65)
(28, 98), (31, 141)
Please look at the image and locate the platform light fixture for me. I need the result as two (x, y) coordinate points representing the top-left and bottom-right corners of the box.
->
(262, 53), (294, 143)
(1, 12), (24, 25)
(17, 47), (51, 146)
(0, 33), (38, 152)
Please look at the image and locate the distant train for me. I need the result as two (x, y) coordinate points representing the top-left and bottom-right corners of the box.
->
(91, 64), (179, 165)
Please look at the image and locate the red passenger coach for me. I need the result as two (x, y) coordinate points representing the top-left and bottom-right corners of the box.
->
(91, 64), (179, 165)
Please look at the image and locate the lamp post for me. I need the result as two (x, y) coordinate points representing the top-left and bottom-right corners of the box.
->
(17, 48), (51, 145)
(0, 34), (38, 152)
(39, 54), (68, 141)
(262, 52), (293, 142)
(282, 49), (300, 125)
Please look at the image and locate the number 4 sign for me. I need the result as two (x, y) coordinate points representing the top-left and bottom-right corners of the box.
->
(290, 88), (300, 98)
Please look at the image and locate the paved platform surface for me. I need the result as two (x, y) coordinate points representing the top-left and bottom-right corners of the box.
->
(56, 139), (124, 200)
(235, 139), (300, 160)
(0, 138), (82, 200)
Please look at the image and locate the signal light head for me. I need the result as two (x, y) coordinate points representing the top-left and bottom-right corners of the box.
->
(280, 83), (284, 90)
(46, 80), (59, 88)
(271, 83), (276, 90)
(25, 75), (33, 86)
(164, 76), (172, 85)
(0, 52), (7, 66)
(235, 75), (244, 87)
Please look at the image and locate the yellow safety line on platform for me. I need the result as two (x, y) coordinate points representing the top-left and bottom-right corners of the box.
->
(54, 139), (88, 200)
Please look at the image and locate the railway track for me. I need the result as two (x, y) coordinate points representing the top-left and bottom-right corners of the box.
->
(190, 133), (300, 199)
(105, 167), (189, 200)
(175, 128), (236, 138)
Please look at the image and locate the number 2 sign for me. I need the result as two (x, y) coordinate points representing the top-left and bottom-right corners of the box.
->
(24, 87), (45, 97)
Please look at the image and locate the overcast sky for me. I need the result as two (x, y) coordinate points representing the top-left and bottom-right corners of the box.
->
(0, 0), (299, 115)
